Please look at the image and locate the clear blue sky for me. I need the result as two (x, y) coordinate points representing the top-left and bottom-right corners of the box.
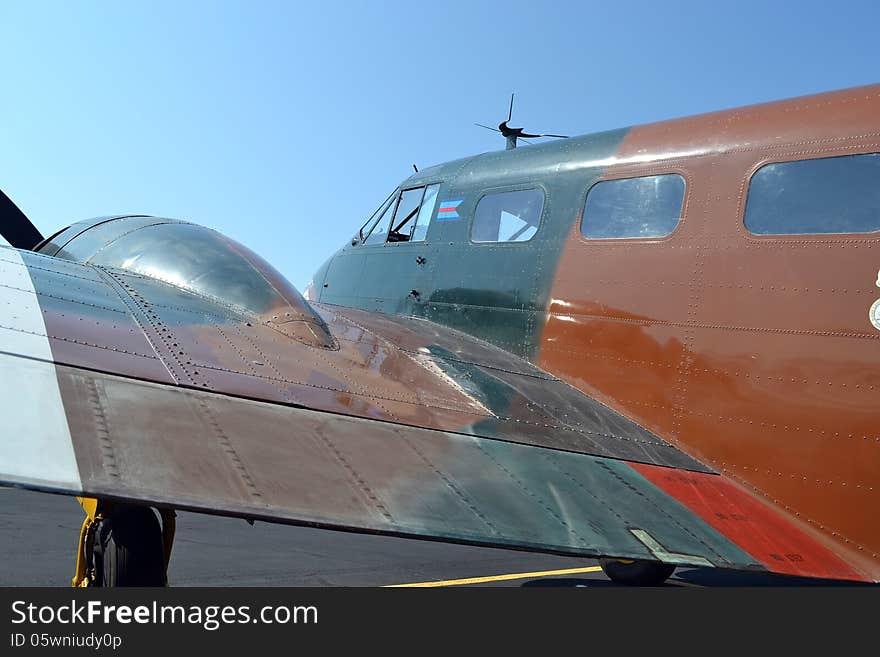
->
(1, 0), (877, 287)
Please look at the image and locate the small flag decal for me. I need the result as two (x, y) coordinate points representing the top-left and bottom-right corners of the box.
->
(437, 199), (463, 221)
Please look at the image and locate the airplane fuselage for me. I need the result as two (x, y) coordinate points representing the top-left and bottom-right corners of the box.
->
(311, 84), (880, 577)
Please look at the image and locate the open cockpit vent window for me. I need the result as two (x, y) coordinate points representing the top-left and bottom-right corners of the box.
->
(360, 183), (441, 245)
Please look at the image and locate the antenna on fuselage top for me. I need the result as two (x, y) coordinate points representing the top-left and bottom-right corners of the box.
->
(474, 93), (569, 150)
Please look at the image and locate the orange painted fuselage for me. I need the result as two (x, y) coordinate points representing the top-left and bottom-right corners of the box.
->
(539, 85), (880, 576)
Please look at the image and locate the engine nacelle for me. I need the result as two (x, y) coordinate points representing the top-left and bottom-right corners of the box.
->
(37, 215), (334, 349)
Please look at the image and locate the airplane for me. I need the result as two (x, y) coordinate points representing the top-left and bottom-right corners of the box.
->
(1, 83), (878, 587)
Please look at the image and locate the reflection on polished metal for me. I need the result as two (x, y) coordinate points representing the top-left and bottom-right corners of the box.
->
(40, 217), (334, 349)
(6, 244), (702, 469)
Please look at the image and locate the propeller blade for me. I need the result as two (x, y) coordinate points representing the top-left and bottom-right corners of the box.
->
(0, 189), (44, 249)
(475, 122), (501, 133)
(508, 93), (514, 122)
(520, 132), (570, 139)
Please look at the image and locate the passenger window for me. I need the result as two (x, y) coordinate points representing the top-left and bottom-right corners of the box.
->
(582, 174), (684, 239)
(363, 192), (398, 245)
(471, 189), (544, 243)
(411, 184), (440, 242)
(744, 153), (880, 235)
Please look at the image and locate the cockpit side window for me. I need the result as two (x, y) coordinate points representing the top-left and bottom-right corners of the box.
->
(388, 187), (425, 242)
(389, 183), (441, 242)
(411, 184), (440, 242)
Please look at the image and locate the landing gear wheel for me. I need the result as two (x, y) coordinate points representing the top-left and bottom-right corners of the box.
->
(89, 505), (167, 587)
(599, 559), (676, 586)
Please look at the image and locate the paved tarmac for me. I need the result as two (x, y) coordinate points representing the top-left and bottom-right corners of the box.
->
(0, 488), (864, 587)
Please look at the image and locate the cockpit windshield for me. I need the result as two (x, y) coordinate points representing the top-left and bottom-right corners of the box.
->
(360, 189), (398, 243)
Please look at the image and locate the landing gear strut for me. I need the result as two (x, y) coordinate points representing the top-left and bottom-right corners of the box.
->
(72, 498), (175, 587)
(599, 559), (676, 586)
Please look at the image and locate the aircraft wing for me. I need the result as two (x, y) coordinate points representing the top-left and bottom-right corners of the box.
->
(0, 242), (864, 581)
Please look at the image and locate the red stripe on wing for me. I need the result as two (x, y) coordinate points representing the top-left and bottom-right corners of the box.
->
(631, 463), (866, 581)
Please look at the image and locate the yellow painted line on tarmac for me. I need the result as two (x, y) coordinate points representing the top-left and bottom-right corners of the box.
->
(384, 565), (603, 587)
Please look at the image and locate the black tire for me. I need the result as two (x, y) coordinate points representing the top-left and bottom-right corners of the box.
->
(599, 559), (676, 586)
(91, 506), (166, 587)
